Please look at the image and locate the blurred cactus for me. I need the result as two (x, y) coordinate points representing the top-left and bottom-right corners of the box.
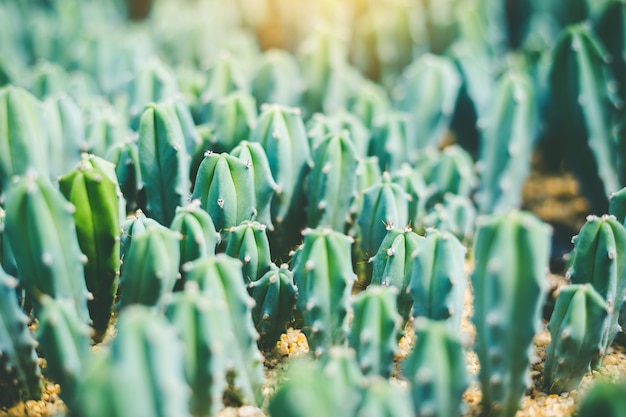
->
(252, 49), (302, 108)
(223, 220), (272, 282)
(422, 193), (477, 244)
(369, 111), (415, 171)
(105, 138), (143, 213)
(212, 91), (257, 153)
(577, 379), (626, 417)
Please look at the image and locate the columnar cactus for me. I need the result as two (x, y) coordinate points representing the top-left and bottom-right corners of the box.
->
(117, 223), (181, 309)
(390, 164), (431, 229)
(212, 91), (257, 152)
(84, 101), (127, 158)
(577, 379), (626, 417)
(230, 140), (278, 230)
(74, 306), (192, 417)
(0, 86), (48, 191)
(369, 111), (415, 171)
(137, 101), (191, 226)
(58, 154), (122, 339)
(191, 151), (256, 232)
(248, 263), (297, 349)
(306, 110), (370, 158)
(292, 227), (357, 356)
(4, 172), (91, 323)
(184, 254), (266, 406)
(472, 210), (551, 417)
(567, 214), (626, 360)
(609, 186), (626, 225)
(543, 284), (608, 393)
(0, 269), (42, 407)
(105, 138), (142, 213)
(196, 53), (246, 123)
(421, 145), (477, 204)
(306, 131), (359, 232)
(119, 209), (160, 264)
(409, 228), (467, 331)
(394, 53), (461, 150)
(421, 193), (477, 244)
(348, 286), (402, 377)
(36, 295), (92, 406)
(476, 70), (538, 214)
(369, 226), (425, 319)
(403, 318), (469, 417)
(348, 80), (390, 130)
(354, 377), (414, 417)
(252, 49), (302, 108)
(223, 220), (272, 282)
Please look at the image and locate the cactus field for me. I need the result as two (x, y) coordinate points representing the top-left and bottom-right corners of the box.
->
(5, 0), (626, 416)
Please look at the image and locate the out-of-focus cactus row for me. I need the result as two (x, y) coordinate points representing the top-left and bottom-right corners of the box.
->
(2, 0), (626, 416)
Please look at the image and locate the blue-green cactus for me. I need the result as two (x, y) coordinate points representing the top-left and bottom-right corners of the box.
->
(223, 220), (272, 282)
(252, 49), (302, 109)
(567, 214), (626, 360)
(137, 101), (191, 226)
(191, 151), (256, 232)
(390, 164), (432, 229)
(84, 99), (128, 159)
(403, 318), (469, 417)
(4, 172), (91, 323)
(0, 268), (42, 407)
(306, 110), (371, 158)
(292, 227), (356, 356)
(419, 145), (477, 205)
(577, 379), (626, 417)
(348, 286), (402, 377)
(354, 377), (414, 417)
(410, 228), (467, 331)
(306, 131), (359, 232)
(248, 263), (297, 349)
(105, 138), (143, 214)
(212, 91), (257, 153)
(58, 154), (122, 340)
(369, 226), (425, 320)
(543, 284), (608, 393)
(117, 222), (181, 309)
(369, 111), (416, 172)
(421, 193), (477, 244)
(348, 80), (391, 130)
(196, 53), (247, 123)
(609, 186), (626, 225)
(36, 295), (92, 406)
(472, 210), (551, 417)
(119, 209), (160, 265)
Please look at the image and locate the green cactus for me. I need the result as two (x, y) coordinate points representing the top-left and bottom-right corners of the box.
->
(369, 111), (416, 172)
(212, 91), (257, 153)
(137, 101), (191, 226)
(36, 295), (92, 406)
(184, 254), (266, 406)
(0, 269), (42, 408)
(369, 226), (425, 320)
(117, 222), (181, 309)
(105, 138), (143, 214)
(119, 209), (160, 265)
(403, 318), (469, 417)
(74, 305), (192, 417)
(354, 377), (414, 417)
(252, 49), (302, 109)
(543, 284), (608, 393)
(609, 186), (626, 225)
(191, 151), (256, 232)
(421, 193), (477, 244)
(348, 80), (391, 130)
(4, 172), (91, 323)
(223, 220), (272, 282)
(306, 110), (371, 158)
(230, 140), (278, 230)
(577, 379), (626, 417)
(476, 70), (538, 214)
(472, 210), (551, 417)
(410, 228), (467, 331)
(306, 131), (359, 232)
(84, 99), (128, 159)
(390, 164), (432, 229)
(419, 145), (477, 205)
(292, 227), (356, 356)
(394, 53), (461, 150)
(348, 286), (402, 377)
(567, 214), (626, 361)
(196, 53), (247, 123)
(0, 86), (48, 192)
(248, 262), (297, 349)
(58, 154), (122, 340)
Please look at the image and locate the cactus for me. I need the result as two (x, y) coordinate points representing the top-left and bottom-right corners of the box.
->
(348, 286), (402, 377)
(472, 210), (551, 417)
(354, 377), (414, 417)
(74, 306), (191, 417)
(119, 209), (160, 265)
(348, 80), (391, 130)
(248, 262), (297, 349)
(117, 222), (181, 309)
(394, 53), (461, 150)
(191, 151), (256, 232)
(252, 49), (302, 109)
(164, 281), (233, 416)
(0, 86), (48, 192)
(577, 379), (626, 417)
(4, 172), (91, 323)
(196, 53), (247, 123)
(0, 269), (42, 408)
(543, 284), (608, 393)
(545, 23), (621, 212)
(183, 254), (266, 406)
(169, 200), (219, 288)
(567, 214), (626, 360)
(476, 70), (538, 214)
(292, 227), (356, 356)
(306, 131), (359, 232)
(421, 193), (477, 244)
(36, 295), (92, 406)
(409, 228), (467, 331)
(223, 220), (272, 282)
(421, 145), (477, 205)
(105, 138), (143, 214)
(403, 318), (469, 417)
(212, 91), (257, 153)
(137, 101), (191, 226)
(369, 226), (425, 320)
(609, 186), (626, 225)
(230, 140), (278, 230)
(306, 110), (370, 158)
(43, 93), (86, 179)
(58, 154), (122, 340)
(84, 100), (128, 158)
(390, 164), (432, 229)
(369, 111), (416, 172)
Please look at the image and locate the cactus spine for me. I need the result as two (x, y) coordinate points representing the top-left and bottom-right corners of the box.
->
(543, 284), (608, 393)
(472, 210), (551, 417)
